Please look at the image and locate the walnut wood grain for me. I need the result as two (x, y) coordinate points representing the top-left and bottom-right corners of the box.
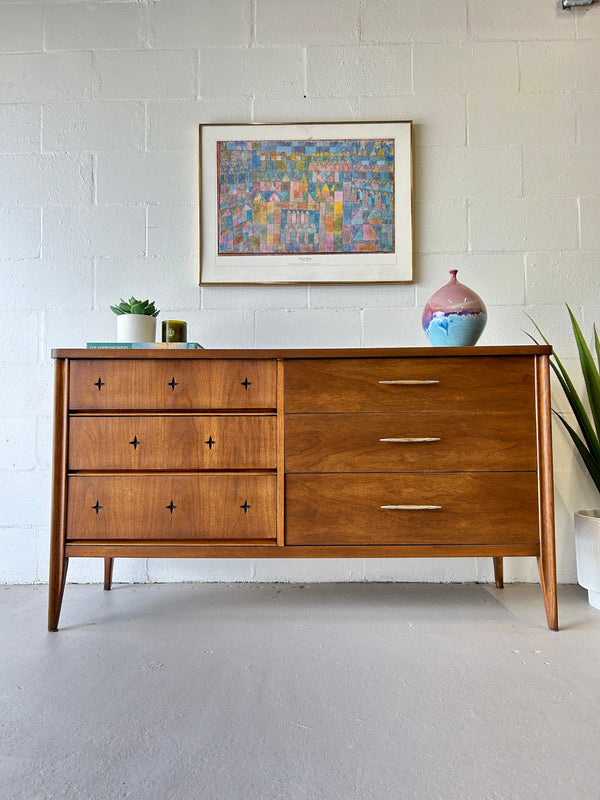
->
(53, 345), (552, 360)
(69, 415), (276, 471)
(69, 359), (276, 410)
(284, 411), (537, 473)
(276, 360), (285, 546)
(535, 354), (558, 630)
(103, 557), (114, 590)
(67, 474), (277, 541)
(285, 473), (539, 546)
(284, 357), (535, 413)
(66, 542), (540, 559)
(49, 347), (557, 630)
(48, 357), (70, 631)
(493, 556), (504, 589)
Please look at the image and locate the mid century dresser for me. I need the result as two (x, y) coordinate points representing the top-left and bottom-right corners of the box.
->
(49, 346), (557, 630)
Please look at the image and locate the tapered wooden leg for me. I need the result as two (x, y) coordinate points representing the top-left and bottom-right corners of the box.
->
(537, 554), (558, 631)
(49, 357), (69, 632)
(104, 558), (114, 590)
(48, 556), (69, 632)
(493, 557), (504, 589)
(536, 354), (558, 631)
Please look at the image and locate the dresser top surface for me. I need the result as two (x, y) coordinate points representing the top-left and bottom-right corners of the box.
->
(52, 345), (551, 360)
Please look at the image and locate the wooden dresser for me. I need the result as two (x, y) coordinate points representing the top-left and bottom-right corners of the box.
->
(49, 346), (557, 630)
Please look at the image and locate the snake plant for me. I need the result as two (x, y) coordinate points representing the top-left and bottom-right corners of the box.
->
(110, 297), (159, 317)
(528, 305), (600, 495)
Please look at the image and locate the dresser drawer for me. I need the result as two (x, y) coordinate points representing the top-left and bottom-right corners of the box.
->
(69, 415), (276, 471)
(69, 359), (277, 410)
(67, 474), (276, 541)
(284, 357), (535, 413)
(285, 473), (539, 546)
(285, 412), (537, 473)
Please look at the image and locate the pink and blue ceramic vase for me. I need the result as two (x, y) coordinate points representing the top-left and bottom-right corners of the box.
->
(422, 270), (487, 347)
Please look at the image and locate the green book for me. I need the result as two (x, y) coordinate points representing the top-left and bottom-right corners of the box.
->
(86, 342), (203, 349)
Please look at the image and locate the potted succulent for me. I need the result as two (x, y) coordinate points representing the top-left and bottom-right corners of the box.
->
(110, 297), (159, 343)
(529, 306), (600, 609)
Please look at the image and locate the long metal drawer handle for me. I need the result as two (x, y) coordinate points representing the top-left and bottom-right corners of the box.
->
(379, 437), (441, 443)
(378, 380), (439, 385)
(380, 504), (442, 511)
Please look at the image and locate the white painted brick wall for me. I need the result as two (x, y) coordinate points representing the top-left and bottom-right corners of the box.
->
(45, 2), (146, 52)
(0, 53), (92, 102)
(44, 101), (146, 153)
(0, 0), (599, 587)
(200, 46), (304, 99)
(0, 4), (44, 54)
(94, 50), (196, 100)
(257, 0), (360, 46)
(413, 43), (519, 95)
(307, 45), (412, 97)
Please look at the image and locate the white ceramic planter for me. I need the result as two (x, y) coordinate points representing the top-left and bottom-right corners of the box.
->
(574, 509), (600, 609)
(116, 314), (156, 343)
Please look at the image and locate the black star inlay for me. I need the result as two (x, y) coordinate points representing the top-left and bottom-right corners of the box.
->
(92, 500), (103, 514)
(94, 377), (105, 391)
(205, 435), (216, 450)
(168, 377), (178, 391)
(240, 499), (251, 514)
(241, 377), (252, 390)
(129, 435), (141, 450)
(165, 500), (177, 514)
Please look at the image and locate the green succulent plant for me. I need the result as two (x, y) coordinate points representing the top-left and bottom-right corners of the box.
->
(527, 305), (600, 495)
(110, 297), (159, 317)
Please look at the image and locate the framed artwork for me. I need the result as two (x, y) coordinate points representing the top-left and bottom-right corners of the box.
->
(199, 121), (413, 285)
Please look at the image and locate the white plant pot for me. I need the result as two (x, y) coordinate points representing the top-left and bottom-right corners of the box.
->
(116, 314), (156, 343)
(574, 509), (600, 610)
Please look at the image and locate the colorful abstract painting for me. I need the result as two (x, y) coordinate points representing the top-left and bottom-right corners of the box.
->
(217, 139), (395, 256)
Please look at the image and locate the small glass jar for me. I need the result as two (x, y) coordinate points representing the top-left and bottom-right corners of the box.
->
(161, 320), (188, 343)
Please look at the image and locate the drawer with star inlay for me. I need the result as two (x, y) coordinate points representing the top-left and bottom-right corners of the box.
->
(66, 474), (277, 541)
(68, 415), (276, 471)
(69, 359), (276, 411)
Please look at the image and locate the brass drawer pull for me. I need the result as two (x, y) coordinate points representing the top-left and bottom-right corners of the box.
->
(380, 504), (442, 511)
(378, 379), (439, 385)
(379, 437), (441, 443)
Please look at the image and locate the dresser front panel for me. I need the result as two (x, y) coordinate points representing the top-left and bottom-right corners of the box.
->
(69, 359), (277, 410)
(285, 473), (539, 546)
(67, 474), (277, 541)
(285, 411), (537, 473)
(69, 415), (277, 471)
(284, 357), (535, 413)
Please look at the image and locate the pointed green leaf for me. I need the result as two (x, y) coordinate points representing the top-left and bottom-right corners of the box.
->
(527, 309), (600, 501)
(567, 305), (600, 441)
(554, 411), (600, 495)
(548, 356), (600, 459)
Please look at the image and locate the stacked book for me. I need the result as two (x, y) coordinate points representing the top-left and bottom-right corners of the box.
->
(86, 342), (203, 349)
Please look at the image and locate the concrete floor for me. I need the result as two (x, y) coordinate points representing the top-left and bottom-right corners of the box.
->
(2, 582), (600, 800)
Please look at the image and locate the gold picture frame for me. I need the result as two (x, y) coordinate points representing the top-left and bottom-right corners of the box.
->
(199, 121), (413, 285)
